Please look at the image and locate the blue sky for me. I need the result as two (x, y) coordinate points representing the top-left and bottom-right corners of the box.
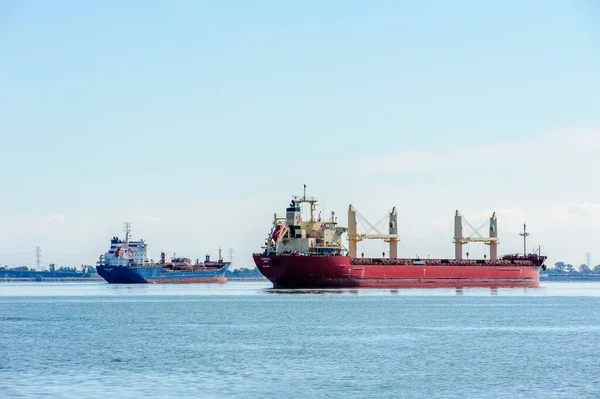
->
(1, 1), (599, 268)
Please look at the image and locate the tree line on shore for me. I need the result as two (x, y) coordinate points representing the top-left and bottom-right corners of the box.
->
(225, 267), (263, 278)
(1, 264), (264, 278)
(0, 264), (97, 274)
(546, 262), (600, 274)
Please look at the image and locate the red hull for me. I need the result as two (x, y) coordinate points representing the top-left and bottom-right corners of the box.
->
(253, 254), (541, 289)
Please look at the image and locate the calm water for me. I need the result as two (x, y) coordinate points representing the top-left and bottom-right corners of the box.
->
(1, 282), (600, 398)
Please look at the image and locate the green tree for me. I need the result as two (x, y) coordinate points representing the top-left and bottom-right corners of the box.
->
(553, 262), (566, 273)
(579, 264), (591, 274)
(225, 267), (263, 278)
(566, 264), (576, 273)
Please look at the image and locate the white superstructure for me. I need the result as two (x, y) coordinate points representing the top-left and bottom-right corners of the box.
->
(265, 189), (348, 255)
(99, 223), (149, 267)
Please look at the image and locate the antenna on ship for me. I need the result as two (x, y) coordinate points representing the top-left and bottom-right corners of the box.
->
(124, 222), (131, 245)
(293, 184), (318, 222)
(519, 223), (529, 256)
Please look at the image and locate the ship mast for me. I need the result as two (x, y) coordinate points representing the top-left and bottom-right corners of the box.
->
(303, 183), (315, 222)
(124, 222), (131, 245)
(519, 223), (529, 256)
(293, 184), (317, 222)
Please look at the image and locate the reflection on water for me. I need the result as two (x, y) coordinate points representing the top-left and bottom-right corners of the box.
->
(264, 286), (524, 296)
(263, 285), (549, 297)
(265, 289), (345, 295)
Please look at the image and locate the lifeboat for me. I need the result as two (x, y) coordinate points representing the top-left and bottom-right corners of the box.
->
(271, 224), (285, 242)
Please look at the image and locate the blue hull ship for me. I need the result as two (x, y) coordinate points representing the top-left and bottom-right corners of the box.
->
(96, 263), (229, 284)
(96, 223), (230, 284)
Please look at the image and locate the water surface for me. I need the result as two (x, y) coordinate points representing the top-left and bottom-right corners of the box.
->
(1, 282), (599, 398)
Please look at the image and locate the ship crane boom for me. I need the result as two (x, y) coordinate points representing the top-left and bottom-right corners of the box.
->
(348, 205), (399, 259)
(453, 210), (499, 260)
(354, 234), (399, 241)
(457, 237), (499, 244)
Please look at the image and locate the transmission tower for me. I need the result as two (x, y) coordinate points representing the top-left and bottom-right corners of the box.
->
(587, 252), (591, 269)
(227, 248), (235, 263)
(35, 246), (42, 270)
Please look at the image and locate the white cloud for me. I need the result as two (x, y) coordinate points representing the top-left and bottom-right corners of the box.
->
(138, 216), (164, 223)
(44, 214), (65, 222)
(353, 128), (600, 178)
(560, 202), (600, 219)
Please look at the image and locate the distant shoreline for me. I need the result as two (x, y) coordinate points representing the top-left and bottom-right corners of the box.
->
(540, 274), (600, 282)
(1, 277), (104, 282)
(0, 277), (268, 283)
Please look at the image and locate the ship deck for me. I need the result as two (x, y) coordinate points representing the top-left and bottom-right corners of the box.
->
(350, 257), (540, 267)
(253, 253), (544, 267)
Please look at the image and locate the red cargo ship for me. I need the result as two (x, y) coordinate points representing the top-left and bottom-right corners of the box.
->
(253, 188), (547, 289)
